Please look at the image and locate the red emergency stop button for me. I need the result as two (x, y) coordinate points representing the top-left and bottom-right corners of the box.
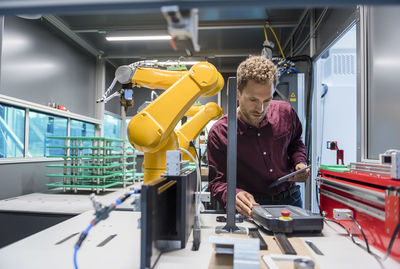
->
(281, 210), (291, 217)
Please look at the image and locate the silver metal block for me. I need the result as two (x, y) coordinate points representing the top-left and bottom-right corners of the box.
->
(209, 236), (260, 269)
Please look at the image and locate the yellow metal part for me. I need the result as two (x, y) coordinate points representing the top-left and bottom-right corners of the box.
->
(185, 104), (203, 117)
(132, 68), (187, 90)
(176, 102), (223, 161)
(127, 62), (224, 183)
(142, 132), (179, 181)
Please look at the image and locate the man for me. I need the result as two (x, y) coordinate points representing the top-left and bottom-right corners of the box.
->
(207, 56), (309, 217)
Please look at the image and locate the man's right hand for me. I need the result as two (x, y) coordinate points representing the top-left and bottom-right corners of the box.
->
(235, 191), (259, 217)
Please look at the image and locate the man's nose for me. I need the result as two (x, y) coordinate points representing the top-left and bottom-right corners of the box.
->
(256, 102), (264, 113)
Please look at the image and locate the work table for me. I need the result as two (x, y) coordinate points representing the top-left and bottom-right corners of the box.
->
(0, 209), (398, 269)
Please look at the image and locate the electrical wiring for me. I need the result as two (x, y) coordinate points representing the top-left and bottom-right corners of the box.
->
(178, 147), (202, 251)
(263, 22), (269, 41)
(151, 90), (159, 101)
(267, 23), (285, 59)
(278, 67), (301, 79)
(317, 176), (400, 260)
(315, 175), (323, 216)
(347, 214), (371, 253)
(73, 189), (138, 269)
(318, 177), (372, 255)
(292, 8), (328, 56)
(324, 218), (359, 247)
(179, 147), (201, 215)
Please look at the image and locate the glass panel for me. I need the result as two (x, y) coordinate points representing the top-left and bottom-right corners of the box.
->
(70, 119), (95, 137)
(0, 103), (25, 158)
(70, 119), (96, 154)
(104, 113), (121, 139)
(28, 111), (67, 157)
(314, 24), (357, 165)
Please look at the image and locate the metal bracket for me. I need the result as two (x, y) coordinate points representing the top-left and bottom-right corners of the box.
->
(385, 188), (400, 236)
(209, 236), (260, 269)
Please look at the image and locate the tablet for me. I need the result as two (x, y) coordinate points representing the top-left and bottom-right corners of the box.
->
(268, 165), (311, 188)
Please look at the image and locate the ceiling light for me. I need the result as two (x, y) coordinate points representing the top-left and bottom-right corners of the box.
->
(106, 35), (172, 41)
(158, 61), (200, 66)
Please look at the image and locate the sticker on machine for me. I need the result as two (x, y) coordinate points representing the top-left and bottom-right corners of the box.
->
(290, 92), (296, 102)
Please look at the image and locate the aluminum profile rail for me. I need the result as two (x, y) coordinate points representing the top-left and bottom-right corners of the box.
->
(317, 176), (385, 207)
(319, 188), (385, 221)
(349, 162), (391, 175)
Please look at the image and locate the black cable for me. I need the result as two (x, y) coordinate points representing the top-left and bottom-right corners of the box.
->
(383, 218), (400, 260)
(324, 218), (359, 247)
(189, 140), (201, 171)
(348, 215), (371, 253)
(315, 175), (323, 216)
(324, 217), (378, 257)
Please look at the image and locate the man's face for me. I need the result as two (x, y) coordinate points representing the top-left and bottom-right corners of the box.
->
(237, 80), (274, 128)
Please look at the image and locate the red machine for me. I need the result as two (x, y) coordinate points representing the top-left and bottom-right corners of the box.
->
(319, 151), (400, 262)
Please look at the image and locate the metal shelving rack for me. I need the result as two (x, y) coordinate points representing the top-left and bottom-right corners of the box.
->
(45, 136), (143, 193)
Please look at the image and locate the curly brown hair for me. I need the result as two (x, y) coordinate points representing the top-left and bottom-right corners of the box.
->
(237, 56), (278, 92)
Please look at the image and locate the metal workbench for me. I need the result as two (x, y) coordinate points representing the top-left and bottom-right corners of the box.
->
(0, 210), (398, 269)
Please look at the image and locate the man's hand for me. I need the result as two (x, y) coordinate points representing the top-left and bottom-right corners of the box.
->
(235, 191), (259, 217)
(288, 162), (310, 182)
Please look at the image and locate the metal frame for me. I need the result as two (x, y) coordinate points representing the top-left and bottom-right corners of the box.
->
(317, 176), (385, 207)
(320, 188), (385, 221)
(24, 107), (29, 157)
(0, 16), (3, 83)
(0, 94), (101, 125)
(225, 77), (239, 231)
(1, 1), (399, 16)
(215, 77), (245, 234)
(95, 58), (106, 137)
(359, 6), (376, 163)
(310, 12), (360, 212)
(42, 15), (100, 57)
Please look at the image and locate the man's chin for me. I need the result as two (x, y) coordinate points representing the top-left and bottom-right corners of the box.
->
(249, 119), (261, 127)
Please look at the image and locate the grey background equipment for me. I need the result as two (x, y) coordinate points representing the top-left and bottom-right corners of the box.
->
(275, 72), (308, 208)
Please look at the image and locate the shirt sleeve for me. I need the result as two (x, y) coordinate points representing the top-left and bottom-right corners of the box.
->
(207, 126), (243, 208)
(287, 106), (307, 166)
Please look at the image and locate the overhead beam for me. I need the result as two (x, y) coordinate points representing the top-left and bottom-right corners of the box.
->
(1, 1), (399, 16)
(282, 9), (310, 55)
(103, 49), (260, 59)
(71, 19), (298, 33)
(42, 15), (101, 57)
(42, 15), (116, 67)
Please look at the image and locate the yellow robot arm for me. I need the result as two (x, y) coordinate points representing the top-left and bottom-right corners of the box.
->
(176, 102), (223, 161)
(125, 62), (224, 183)
(127, 62), (223, 153)
(184, 104), (204, 117)
(129, 67), (187, 90)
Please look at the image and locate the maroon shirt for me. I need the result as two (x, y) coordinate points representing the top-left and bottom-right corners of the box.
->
(207, 100), (307, 207)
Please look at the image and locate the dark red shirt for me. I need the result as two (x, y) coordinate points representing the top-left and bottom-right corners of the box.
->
(207, 100), (306, 207)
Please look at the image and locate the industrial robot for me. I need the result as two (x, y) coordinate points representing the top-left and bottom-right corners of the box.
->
(104, 61), (224, 183)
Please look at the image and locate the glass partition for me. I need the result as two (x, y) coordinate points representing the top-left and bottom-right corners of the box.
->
(28, 111), (67, 157)
(0, 103), (25, 158)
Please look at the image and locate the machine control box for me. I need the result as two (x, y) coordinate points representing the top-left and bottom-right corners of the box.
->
(252, 205), (323, 233)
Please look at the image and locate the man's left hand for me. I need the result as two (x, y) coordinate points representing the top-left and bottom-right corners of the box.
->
(288, 162), (310, 182)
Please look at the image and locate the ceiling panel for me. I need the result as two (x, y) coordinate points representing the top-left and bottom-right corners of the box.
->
(47, 6), (312, 71)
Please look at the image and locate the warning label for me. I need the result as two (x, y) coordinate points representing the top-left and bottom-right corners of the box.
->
(290, 92), (296, 102)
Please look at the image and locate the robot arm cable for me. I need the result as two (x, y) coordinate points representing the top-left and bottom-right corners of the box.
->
(96, 77), (118, 103)
(73, 189), (138, 269)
